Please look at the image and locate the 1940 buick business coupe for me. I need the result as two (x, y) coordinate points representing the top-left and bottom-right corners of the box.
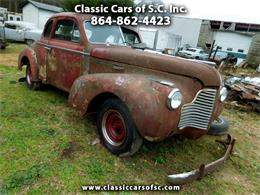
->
(18, 13), (228, 158)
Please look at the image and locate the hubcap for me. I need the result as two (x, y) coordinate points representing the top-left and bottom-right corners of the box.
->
(102, 110), (127, 146)
(26, 66), (32, 85)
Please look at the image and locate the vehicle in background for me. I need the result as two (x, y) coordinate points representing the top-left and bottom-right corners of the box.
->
(4, 21), (42, 45)
(210, 50), (246, 66)
(177, 48), (209, 60)
(0, 7), (7, 24)
(0, 23), (7, 49)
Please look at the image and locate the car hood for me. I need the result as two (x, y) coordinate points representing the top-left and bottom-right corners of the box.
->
(179, 50), (193, 55)
(90, 46), (221, 87)
(26, 29), (42, 33)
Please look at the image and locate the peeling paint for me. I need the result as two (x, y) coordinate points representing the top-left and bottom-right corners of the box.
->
(18, 12), (224, 141)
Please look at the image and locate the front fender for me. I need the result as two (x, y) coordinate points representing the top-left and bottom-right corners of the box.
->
(69, 73), (181, 140)
(18, 47), (39, 81)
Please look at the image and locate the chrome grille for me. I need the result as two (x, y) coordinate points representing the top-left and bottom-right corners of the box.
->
(178, 89), (217, 130)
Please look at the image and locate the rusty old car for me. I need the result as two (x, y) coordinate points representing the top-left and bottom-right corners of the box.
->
(18, 13), (234, 183)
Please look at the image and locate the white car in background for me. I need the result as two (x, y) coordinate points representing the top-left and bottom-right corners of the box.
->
(177, 48), (209, 60)
(4, 21), (42, 45)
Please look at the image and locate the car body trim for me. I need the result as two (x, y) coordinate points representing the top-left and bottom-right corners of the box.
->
(37, 42), (90, 56)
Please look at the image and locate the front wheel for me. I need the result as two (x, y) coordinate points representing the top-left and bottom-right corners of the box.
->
(97, 99), (143, 156)
(208, 117), (229, 135)
(26, 65), (41, 90)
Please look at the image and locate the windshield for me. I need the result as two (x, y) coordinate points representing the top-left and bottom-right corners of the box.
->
(187, 48), (196, 52)
(85, 22), (124, 45)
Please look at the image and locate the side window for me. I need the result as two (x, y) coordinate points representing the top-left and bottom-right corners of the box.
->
(53, 19), (80, 43)
(43, 20), (53, 38)
(71, 24), (80, 43)
(5, 23), (16, 30)
(121, 27), (141, 45)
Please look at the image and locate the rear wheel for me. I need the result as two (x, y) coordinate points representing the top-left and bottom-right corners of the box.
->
(97, 99), (143, 156)
(26, 65), (41, 90)
(25, 39), (34, 46)
(0, 40), (6, 49)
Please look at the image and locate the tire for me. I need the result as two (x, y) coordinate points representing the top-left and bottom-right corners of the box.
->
(208, 117), (229, 135)
(0, 40), (6, 49)
(26, 65), (41, 90)
(97, 98), (143, 156)
(25, 39), (34, 46)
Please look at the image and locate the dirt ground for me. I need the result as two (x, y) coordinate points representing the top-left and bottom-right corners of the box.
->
(0, 43), (26, 67)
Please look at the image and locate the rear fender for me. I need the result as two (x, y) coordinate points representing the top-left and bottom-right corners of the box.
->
(69, 73), (181, 140)
(18, 47), (39, 81)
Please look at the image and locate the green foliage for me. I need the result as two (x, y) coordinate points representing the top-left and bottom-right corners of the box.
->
(63, 0), (134, 17)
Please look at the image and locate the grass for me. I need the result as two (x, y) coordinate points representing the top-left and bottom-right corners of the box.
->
(0, 48), (260, 194)
(0, 43), (27, 67)
(0, 42), (27, 54)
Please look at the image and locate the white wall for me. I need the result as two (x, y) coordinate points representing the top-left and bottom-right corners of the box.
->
(23, 4), (39, 27)
(38, 10), (55, 29)
(138, 16), (202, 48)
(168, 17), (202, 47)
(7, 14), (22, 21)
(23, 4), (56, 29)
(213, 31), (252, 53)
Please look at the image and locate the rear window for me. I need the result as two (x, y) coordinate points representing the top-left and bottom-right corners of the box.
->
(43, 20), (53, 38)
(187, 48), (196, 52)
(53, 20), (80, 43)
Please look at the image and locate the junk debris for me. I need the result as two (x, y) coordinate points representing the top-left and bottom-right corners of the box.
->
(225, 76), (260, 112)
(257, 64), (260, 73)
(167, 134), (236, 185)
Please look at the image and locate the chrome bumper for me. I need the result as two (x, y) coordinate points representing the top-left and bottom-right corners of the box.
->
(167, 134), (236, 185)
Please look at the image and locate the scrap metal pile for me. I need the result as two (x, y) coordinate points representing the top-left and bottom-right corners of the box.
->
(225, 76), (260, 112)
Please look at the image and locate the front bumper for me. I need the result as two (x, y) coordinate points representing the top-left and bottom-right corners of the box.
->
(167, 134), (236, 185)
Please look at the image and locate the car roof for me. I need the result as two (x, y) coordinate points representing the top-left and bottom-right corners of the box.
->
(51, 12), (93, 22)
(188, 48), (203, 51)
(5, 21), (36, 27)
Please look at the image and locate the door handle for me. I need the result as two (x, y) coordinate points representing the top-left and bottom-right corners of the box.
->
(44, 46), (51, 51)
(112, 65), (125, 71)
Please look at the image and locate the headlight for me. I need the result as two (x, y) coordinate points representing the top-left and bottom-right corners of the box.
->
(220, 87), (227, 102)
(167, 89), (183, 110)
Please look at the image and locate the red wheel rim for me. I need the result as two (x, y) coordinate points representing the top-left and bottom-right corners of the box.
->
(102, 110), (127, 146)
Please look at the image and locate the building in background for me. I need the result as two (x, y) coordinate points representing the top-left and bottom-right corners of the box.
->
(0, 7), (22, 23)
(0, 7), (7, 23)
(247, 34), (260, 68)
(198, 20), (260, 55)
(21, 0), (63, 29)
(138, 16), (202, 53)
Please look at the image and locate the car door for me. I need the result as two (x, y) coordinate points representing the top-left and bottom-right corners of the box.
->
(4, 23), (24, 41)
(36, 19), (54, 82)
(46, 18), (84, 92)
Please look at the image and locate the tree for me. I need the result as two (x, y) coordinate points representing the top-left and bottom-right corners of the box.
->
(63, 0), (134, 17)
